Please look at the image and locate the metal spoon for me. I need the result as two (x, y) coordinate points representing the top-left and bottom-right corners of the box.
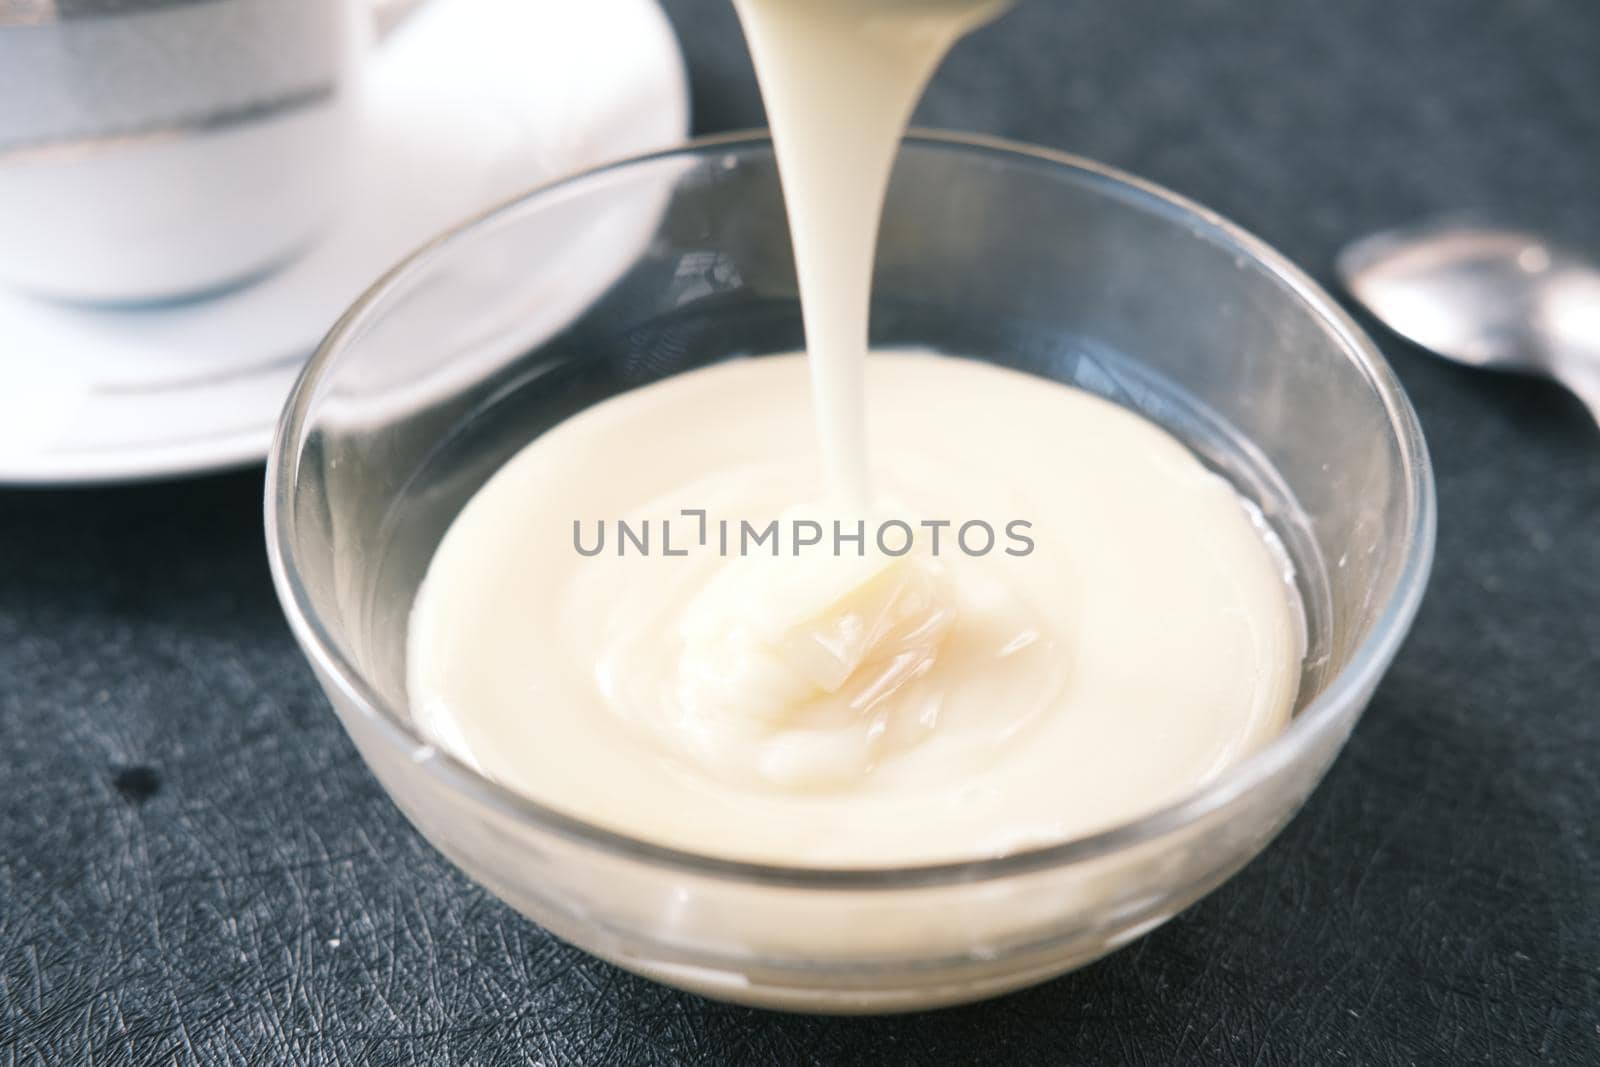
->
(1337, 220), (1600, 424)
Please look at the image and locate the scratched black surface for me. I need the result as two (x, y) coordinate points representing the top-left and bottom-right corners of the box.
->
(3, 1), (1599, 1064)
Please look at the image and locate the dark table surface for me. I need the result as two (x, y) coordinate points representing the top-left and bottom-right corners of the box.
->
(4, 0), (1599, 1063)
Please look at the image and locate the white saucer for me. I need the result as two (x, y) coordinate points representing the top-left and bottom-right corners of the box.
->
(0, 0), (688, 486)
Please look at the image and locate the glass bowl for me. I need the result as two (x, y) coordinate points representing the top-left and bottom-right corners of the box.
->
(266, 131), (1434, 1013)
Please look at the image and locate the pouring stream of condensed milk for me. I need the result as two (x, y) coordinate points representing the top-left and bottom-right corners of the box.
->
(406, 0), (1306, 865)
(731, 0), (1011, 503)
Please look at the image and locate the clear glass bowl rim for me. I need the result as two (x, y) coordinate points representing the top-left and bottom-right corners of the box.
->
(265, 129), (1437, 890)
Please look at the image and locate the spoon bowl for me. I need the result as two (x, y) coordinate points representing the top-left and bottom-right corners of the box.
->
(1338, 220), (1600, 421)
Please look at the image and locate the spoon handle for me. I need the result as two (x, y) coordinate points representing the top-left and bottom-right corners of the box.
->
(1542, 266), (1600, 428)
(1558, 359), (1600, 429)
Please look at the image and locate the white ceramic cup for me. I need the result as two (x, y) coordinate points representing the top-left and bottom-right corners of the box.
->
(0, 0), (366, 303)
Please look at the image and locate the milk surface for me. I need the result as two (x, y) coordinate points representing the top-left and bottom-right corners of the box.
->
(409, 354), (1304, 865)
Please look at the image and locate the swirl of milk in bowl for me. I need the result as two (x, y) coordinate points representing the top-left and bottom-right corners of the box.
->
(586, 492), (1065, 791)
